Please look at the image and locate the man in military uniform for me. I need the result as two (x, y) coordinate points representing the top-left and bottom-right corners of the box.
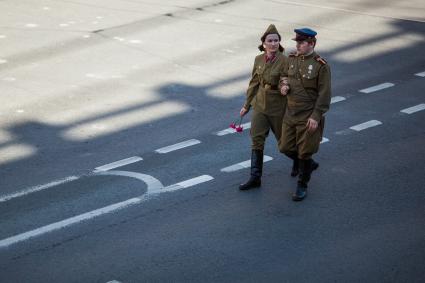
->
(239, 24), (289, 190)
(279, 28), (331, 201)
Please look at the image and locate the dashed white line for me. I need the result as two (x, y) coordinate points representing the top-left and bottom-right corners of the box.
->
(349, 120), (382, 131)
(221, 155), (273, 172)
(414, 71), (425, 77)
(216, 122), (251, 136)
(359, 82), (394, 94)
(94, 156), (143, 172)
(320, 137), (329, 144)
(0, 176), (79, 203)
(331, 96), (346, 104)
(162, 175), (214, 193)
(155, 139), (201, 154)
(106, 281), (121, 283)
(400, 103), (425, 114)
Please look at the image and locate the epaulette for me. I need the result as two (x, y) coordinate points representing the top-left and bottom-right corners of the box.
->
(314, 55), (327, 65)
(288, 51), (297, 57)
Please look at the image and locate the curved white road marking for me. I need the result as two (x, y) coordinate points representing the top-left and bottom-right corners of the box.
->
(0, 174), (213, 248)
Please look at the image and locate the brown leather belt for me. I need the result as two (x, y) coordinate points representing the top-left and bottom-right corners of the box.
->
(263, 84), (278, 90)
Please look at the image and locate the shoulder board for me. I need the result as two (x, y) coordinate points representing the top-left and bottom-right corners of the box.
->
(314, 55), (327, 65)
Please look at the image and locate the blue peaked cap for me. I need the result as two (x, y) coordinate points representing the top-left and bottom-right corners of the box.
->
(293, 28), (317, 41)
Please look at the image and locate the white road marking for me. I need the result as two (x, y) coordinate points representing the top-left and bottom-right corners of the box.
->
(216, 122), (251, 136)
(0, 174), (211, 248)
(359, 82), (394, 93)
(320, 137), (329, 144)
(155, 139), (201, 154)
(400, 103), (425, 114)
(95, 170), (163, 195)
(221, 156), (273, 172)
(0, 197), (144, 248)
(349, 120), (382, 131)
(331, 96), (346, 104)
(106, 281), (121, 283)
(414, 71), (425, 77)
(94, 156), (143, 172)
(162, 175), (214, 193)
(0, 176), (79, 203)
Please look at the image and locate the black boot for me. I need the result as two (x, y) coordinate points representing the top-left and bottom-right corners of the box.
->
(291, 157), (299, 177)
(239, 150), (263, 190)
(292, 159), (312, 201)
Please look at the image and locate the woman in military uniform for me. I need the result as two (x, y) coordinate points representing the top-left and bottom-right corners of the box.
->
(239, 24), (290, 190)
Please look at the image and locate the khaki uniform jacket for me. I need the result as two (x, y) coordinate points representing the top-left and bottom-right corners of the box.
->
(284, 51), (331, 122)
(244, 52), (288, 117)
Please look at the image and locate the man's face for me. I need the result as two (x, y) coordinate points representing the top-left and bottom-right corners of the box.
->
(296, 40), (313, 55)
(263, 34), (280, 53)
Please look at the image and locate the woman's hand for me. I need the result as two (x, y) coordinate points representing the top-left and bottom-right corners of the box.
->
(280, 84), (290, 96)
(240, 107), (248, 117)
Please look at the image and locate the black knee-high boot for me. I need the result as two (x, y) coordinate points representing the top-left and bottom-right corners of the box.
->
(292, 159), (312, 201)
(239, 150), (263, 190)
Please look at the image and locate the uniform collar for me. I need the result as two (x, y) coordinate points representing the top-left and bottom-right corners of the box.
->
(298, 51), (316, 60)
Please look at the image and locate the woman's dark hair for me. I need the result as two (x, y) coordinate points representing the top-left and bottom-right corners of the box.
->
(258, 44), (284, 52)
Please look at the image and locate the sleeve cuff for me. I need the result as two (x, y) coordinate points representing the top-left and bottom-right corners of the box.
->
(310, 110), (322, 122)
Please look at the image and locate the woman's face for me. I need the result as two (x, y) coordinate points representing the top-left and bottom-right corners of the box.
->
(263, 34), (280, 53)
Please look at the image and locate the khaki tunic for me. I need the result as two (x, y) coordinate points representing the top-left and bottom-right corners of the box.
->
(278, 51), (331, 159)
(244, 52), (288, 150)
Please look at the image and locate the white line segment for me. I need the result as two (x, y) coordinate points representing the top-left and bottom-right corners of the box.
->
(331, 96), (346, 104)
(0, 176), (79, 203)
(0, 197), (144, 248)
(414, 71), (425, 77)
(359, 83), (394, 93)
(94, 156), (143, 172)
(216, 122), (251, 136)
(155, 139), (201, 154)
(221, 156), (273, 172)
(349, 120), (382, 131)
(320, 137), (329, 144)
(161, 175), (214, 193)
(400, 103), (425, 114)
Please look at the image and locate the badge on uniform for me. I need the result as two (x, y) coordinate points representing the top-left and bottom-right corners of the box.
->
(308, 64), (313, 73)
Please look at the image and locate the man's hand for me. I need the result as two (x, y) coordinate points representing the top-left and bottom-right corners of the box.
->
(279, 77), (289, 96)
(306, 118), (318, 132)
(240, 107), (249, 117)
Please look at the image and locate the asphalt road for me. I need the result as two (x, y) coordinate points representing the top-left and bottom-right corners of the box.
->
(0, 0), (424, 282)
